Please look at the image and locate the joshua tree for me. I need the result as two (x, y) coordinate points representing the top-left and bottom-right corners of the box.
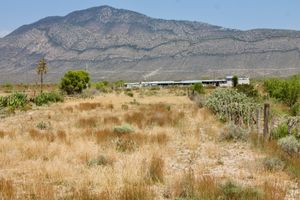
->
(36, 58), (48, 93)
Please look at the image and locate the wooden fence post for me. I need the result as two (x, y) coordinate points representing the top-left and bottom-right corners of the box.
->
(256, 108), (261, 143)
(263, 103), (270, 142)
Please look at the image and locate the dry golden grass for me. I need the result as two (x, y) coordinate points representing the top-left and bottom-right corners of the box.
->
(0, 178), (15, 200)
(0, 90), (294, 199)
(77, 102), (102, 111)
(147, 155), (165, 183)
(263, 181), (287, 200)
(78, 117), (98, 128)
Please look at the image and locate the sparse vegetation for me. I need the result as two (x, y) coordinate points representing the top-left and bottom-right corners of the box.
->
(113, 123), (134, 134)
(33, 91), (64, 106)
(220, 123), (249, 141)
(0, 86), (295, 199)
(262, 157), (285, 171)
(278, 135), (300, 156)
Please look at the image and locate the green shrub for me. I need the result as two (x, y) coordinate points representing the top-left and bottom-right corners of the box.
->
(262, 157), (285, 171)
(125, 91), (134, 97)
(191, 83), (205, 94)
(113, 124), (134, 134)
(87, 155), (113, 167)
(0, 92), (27, 110)
(220, 123), (249, 141)
(271, 123), (289, 139)
(291, 103), (300, 116)
(36, 121), (48, 130)
(278, 135), (300, 155)
(95, 81), (109, 93)
(33, 92), (64, 106)
(236, 84), (259, 98)
(221, 181), (261, 200)
(60, 70), (90, 95)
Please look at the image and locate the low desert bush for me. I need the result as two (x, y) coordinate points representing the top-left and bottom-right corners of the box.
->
(87, 155), (114, 167)
(236, 84), (259, 98)
(271, 123), (290, 139)
(33, 91), (64, 106)
(36, 121), (48, 130)
(125, 91), (134, 97)
(220, 181), (261, 200)
(220, 123), (249, 141)
(278, 135), (300, 156)
(113, 124), (134, 134)
(0, 92), (27, 110)
(262, 157), (285, 171)
(291, 103), (300, 116)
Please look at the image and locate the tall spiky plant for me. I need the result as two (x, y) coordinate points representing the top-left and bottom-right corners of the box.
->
(36, 58), (48, 93)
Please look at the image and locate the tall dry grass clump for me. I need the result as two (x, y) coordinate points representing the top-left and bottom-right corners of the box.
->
(147, 155), (165, 183)
(28, 128), (55, 142)
(173, 171), (220, 199)
(118, 179), (155, 200)
(124, 103), (185, 128)
(103, 116), (121, 125)
(0, 178), (15, 200)
(262, 181), (287, 200)
(78, 117), (98, 128)
(95, 129), (116, 143)
(77, 102), (102, 111)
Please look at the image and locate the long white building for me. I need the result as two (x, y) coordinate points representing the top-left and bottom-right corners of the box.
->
(125, 76), (250, 88)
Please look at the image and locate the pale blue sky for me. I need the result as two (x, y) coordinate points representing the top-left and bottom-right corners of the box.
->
(0, 0), (300, 37)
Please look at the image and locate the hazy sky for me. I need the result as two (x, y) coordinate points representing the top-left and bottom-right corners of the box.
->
(0, 0), (299, 37)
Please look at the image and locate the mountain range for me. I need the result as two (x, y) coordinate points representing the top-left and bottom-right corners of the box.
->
(0, 5), (300, 83)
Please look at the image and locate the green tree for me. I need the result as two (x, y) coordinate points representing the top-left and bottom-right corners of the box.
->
(36, 58), (48, 93)
(60, 70), (90, 95)
(192, 83), (205, 94)
(264, 75), (300, 107)
(232, 76), (238, 87)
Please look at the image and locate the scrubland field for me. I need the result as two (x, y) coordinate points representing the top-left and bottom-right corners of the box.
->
(0, 84), (299, 200)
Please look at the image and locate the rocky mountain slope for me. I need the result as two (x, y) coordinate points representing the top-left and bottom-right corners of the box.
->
(0, 5), (300, 83)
